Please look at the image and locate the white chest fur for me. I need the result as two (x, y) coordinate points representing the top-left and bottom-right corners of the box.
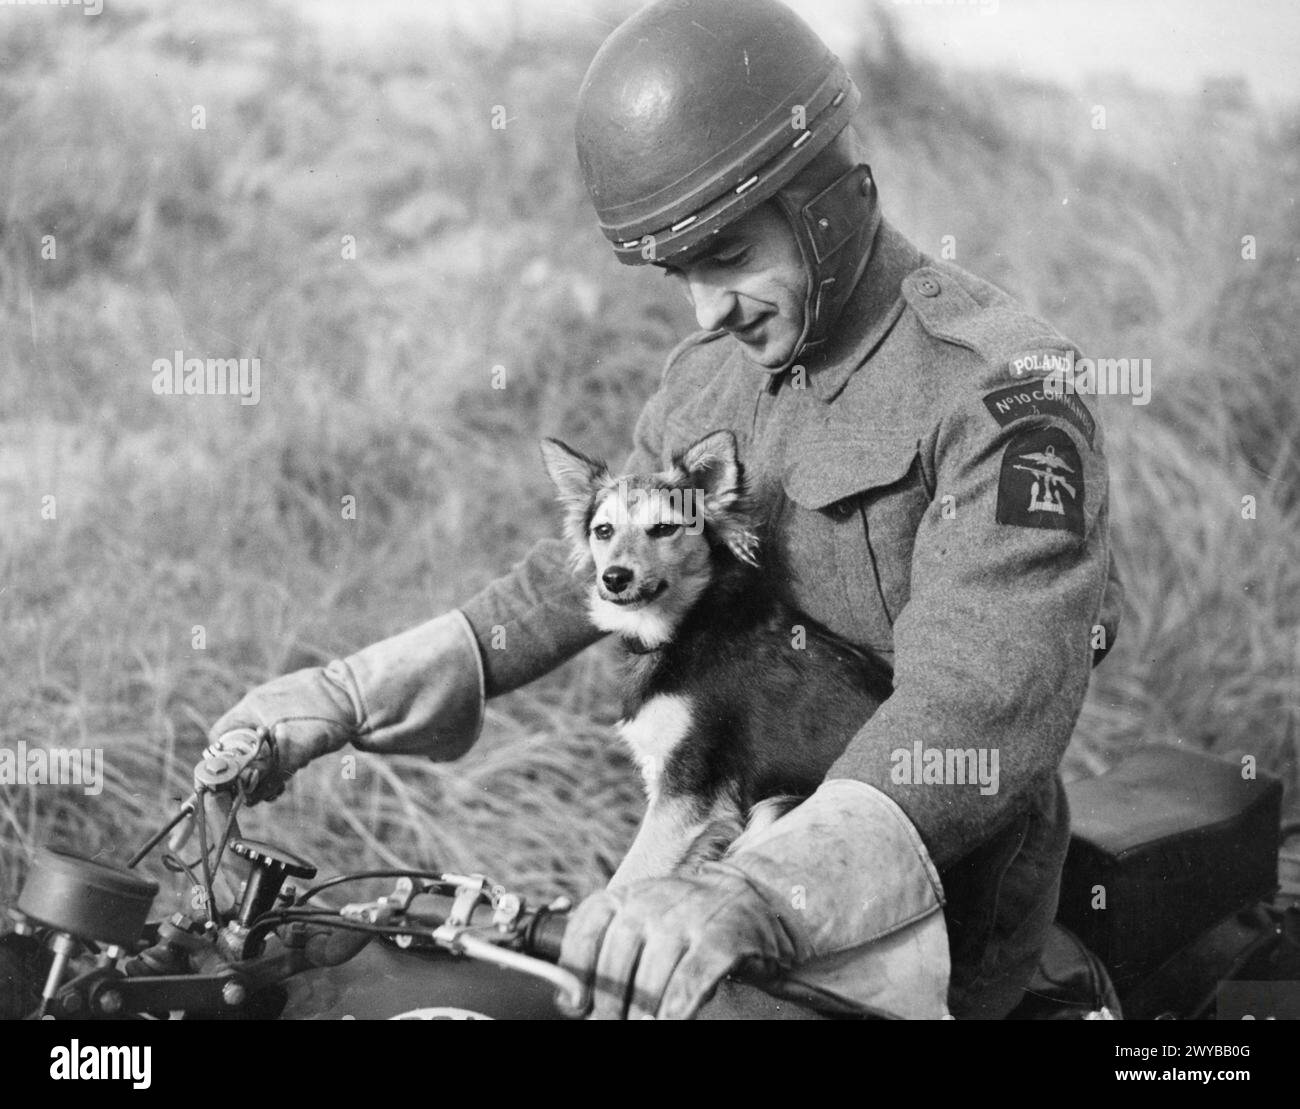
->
(617, 693), (694, 798)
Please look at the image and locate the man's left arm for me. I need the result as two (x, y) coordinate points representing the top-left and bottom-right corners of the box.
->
(825, 384), (1113, 868)
(703, 382), (1114, 986)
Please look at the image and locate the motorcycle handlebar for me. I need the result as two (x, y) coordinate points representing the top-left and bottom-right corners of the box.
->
(401, 892), (568, 962)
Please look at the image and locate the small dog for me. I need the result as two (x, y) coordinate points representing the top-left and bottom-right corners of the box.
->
(541, 429), (893, 888)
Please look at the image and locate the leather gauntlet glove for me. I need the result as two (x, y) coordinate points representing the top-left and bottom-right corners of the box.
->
(205, 610), (486, 803)
(560, 866), (807, 1021)
(561, 780), (950, 1020)
(720, 779), (951, 1019)
(169, 611), (485, 859)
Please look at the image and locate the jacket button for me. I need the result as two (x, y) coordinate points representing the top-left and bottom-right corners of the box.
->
(916, 275), (941, 297)
(828, 498), (857, 520)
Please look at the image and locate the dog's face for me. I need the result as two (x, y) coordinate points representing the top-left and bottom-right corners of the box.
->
(586, 476), (711, 612)
(541, 430), (758, 646)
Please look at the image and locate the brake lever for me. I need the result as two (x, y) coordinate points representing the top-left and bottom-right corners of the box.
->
(443, 932), (586, 1014)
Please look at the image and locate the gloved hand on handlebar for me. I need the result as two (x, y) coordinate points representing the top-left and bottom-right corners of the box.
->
(560, 865), (806, 1020)
(206, 610), (486, 803)
(560, 780), (951, 1020)
(200, 667), (362, 805)
(169, 612), (485, 855)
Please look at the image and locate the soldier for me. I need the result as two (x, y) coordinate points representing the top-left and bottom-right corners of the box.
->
(191, 0), (1121, 1019)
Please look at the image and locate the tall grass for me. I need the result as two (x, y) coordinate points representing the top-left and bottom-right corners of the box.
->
(2, 0), (1297, 914)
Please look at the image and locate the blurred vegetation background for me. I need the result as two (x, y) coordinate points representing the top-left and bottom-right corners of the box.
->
(1, 0), (1298, 915)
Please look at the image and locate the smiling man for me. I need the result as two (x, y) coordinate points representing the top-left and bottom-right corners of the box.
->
(655, 204), (808, 368)
(196, 0), (1123, 1020)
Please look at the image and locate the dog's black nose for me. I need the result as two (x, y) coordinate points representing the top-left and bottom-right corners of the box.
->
(602, 566), (633, 594)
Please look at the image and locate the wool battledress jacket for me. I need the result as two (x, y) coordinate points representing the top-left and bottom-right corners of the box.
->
(459, 217), (1123, 1018)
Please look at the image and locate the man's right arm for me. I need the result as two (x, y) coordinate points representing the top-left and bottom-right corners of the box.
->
(196, 354), (676, 801)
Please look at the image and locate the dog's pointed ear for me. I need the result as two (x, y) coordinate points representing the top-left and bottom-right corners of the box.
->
(678, 430), (743, 508)
(540, 438), (612, 573)
(677, 430), (759, 567)
(540, 438), (608, 509)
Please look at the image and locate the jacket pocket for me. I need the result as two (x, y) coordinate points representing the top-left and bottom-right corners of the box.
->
(777, 429), (929, 650)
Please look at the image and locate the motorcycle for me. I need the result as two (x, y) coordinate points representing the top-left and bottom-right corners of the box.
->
(2, 733), (1298, 1020)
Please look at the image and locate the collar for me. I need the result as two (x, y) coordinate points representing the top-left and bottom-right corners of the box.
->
(761, 218), (922, 404)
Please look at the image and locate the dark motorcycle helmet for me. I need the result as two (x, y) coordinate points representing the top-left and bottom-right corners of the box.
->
(575, 0), (880, 361)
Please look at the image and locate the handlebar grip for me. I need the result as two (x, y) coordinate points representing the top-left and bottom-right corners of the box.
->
(525, 909), (568, 962)
(404, 893), (568, 962)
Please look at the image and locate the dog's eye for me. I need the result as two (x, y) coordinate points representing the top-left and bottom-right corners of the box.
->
(592, 523), (613, 541)
(647, 523), (681, 539)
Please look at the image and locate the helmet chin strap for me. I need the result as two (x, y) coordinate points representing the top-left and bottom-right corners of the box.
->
(754, 164), (880, 378)
(736, 195), (819, 378)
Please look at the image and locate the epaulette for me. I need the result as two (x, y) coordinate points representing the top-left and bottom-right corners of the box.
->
(900, 266), (1078, 391)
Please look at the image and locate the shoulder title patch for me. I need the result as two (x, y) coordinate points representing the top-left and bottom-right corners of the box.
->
(996, 426), (1085, 537)
(983, 381), (1096, 448)
(1008, 349), (1074, 379)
